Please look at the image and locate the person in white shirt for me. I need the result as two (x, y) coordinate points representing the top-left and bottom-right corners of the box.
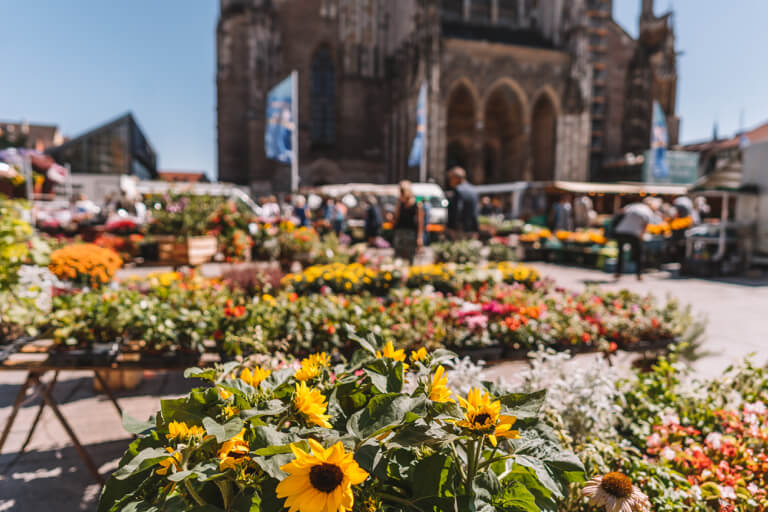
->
(613, 197), (661, 281)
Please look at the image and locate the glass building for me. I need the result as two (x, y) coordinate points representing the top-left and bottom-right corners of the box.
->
(47, 113), (157, 179)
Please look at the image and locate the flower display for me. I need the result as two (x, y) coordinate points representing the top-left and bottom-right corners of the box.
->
(276, 439), (369, 512)
(45, 265), (694, 358)
(49, 243), (122, 288)
(647, 216), (693, 236)
(100, 343), (583, 512)
(282, 263), (401, 295)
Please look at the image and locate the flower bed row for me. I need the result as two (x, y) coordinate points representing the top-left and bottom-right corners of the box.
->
(44, 264), (696, 361)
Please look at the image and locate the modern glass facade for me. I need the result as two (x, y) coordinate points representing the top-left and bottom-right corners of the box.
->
(47, 113), (157, 179)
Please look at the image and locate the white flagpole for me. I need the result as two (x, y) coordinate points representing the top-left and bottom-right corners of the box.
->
(419, 83), (428, 183)
(290, 70), (299, 193)
(24, 154), (33, 201)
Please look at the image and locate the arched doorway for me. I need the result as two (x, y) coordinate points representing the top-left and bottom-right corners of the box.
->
(446, 139), (469, 170)
(445, 82), (477, 175)
(531, 93), (557, 181)
(483, 84), (526, 183)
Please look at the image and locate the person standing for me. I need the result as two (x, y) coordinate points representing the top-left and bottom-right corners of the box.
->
(551, 194), (574, 231)
(573, 195), (594, 228)
(613, 197), (661, 281)
(393, 181), (424, 262)
(446, 167), (479, 239)
(293, 195), (309, 227)
(364, 195), (382, 246)
(332, 200), (347, 237)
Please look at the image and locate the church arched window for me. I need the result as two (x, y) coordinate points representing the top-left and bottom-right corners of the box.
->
(498, 0), (519, 25)
(311, 47), (336, 146)
(471, 0), (492, 23)
(442, 0), (464, 20)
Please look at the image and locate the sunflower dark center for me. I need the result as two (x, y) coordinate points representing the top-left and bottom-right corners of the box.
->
(473, 413), (491, 426)
(310, 463), (344, 493)
(600, 472), (633, 499)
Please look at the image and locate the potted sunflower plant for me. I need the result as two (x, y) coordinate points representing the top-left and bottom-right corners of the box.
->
(99, 334), (584, 511)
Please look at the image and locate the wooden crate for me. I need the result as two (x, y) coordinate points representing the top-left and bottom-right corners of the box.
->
(156, 235), (217, 265)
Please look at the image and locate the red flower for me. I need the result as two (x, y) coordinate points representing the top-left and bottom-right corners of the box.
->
(581, 332), (591, 343)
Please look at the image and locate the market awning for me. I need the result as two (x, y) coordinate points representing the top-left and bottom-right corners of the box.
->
(473, 180), (689, 196)
(551, 181), (689, 196)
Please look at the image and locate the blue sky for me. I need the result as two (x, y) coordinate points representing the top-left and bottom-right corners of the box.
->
(1, 1), (766, 180)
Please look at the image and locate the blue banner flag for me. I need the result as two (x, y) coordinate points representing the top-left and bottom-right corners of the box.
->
(265, 76), (295, 163)
(651, 101), (669, 179)
(408, 82), (427, 168)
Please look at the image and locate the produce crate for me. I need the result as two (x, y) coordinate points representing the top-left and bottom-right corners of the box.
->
(156, 235), (217, 266)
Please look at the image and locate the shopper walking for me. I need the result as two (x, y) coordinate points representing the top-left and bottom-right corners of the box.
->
(392, 181), (424, 262)
(613, 197), (661, 281)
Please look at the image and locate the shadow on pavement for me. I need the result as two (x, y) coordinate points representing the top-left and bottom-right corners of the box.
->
(0, 438), (128, 511)
(0, 371), (197, 410)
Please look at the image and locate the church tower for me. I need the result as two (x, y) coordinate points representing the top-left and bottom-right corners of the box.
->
(217, 0), (281, 187)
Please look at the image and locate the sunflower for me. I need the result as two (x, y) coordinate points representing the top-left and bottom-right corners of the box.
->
(223, 404), (239, 419)
(295, 360), (321, 382)
(306, 352), (331, 368)
(156, 447), (182, 475)
(429, 365), (454, 403)
(456, 388), (520, 447)
(376, 341), (409, 370)
(219, 387), (233, 400)
(410, 347), (428, 363)
(582, 472), (651, 512)
(276, 439), (369, 512)
(218, 428), (250, 471)
(240, 366), (271, 388)
(294, 382), (333, 428)
(166, 421), (206, 441)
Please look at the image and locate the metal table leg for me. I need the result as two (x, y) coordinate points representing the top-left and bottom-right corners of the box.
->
(31, 373), (103, 484)
(0, 371), (36, 453)
(93, 370), (124, 417)
(2, 371), (59, 473)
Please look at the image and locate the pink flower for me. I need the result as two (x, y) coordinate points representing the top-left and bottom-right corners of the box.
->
(646, 432), (662, 450)
(705, 432), (723, 450)
(464, 314), (488, 330)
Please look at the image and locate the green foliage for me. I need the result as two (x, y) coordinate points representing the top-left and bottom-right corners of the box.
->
(99, 342), (583, 511)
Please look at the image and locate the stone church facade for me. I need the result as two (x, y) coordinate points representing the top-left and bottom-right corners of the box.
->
(217, 0), (678, 192)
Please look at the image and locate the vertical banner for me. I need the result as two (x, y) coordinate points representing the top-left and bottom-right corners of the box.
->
(651, 101), (669, 179)
(408, 81), (428, 182)
(265, 72), (299, 191)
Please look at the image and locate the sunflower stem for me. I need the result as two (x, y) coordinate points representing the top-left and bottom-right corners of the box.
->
(483, 443), (499, 471)
(215, 479), (234, 511)
(449, 442), (467, 482)
(465, 440), (477, 498)
(377, 491), (425, 511)
(184, 479), (207, 507)
(478, 453), (515, 472)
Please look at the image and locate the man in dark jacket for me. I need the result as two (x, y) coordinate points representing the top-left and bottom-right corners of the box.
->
(446, 167), (479, 239)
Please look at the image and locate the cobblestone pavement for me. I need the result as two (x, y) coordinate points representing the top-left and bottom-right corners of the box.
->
(1, 263), (766, 510)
